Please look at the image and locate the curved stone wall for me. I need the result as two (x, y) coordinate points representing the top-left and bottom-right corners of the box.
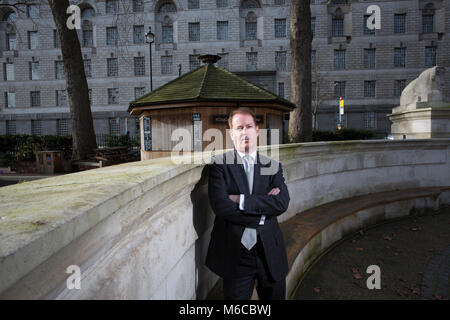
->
(0, 139), (449, 299)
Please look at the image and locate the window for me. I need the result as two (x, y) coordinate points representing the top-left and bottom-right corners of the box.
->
(84, 59), (92, 78)
(394, 14), (406, 33)
(88, 89), (92, 104)
(4, 63), (14, 81)
(161, 56), (173, 75)
(217, 0), (228, 8)
(29, 61), (40, 80)
(364, 15), (375, 35)
(275, 51), (287, 71)
(108, 88), (119, 104)
(134, 57), (145, 76)
(246, 52), (257, 71)
(334, 81), (346, 98)
(394, 47), (406, 68)
(274, 19), (286, 38)
(57, 119), (69, 136)
(422, 14), (434, 33)
(106, 0), (118, 15)
(133, 0), (144, 12)
(31, 120), (42, 136)
(82, 29), (93, 47)
(218, 53), (229, 69)
(425, 46), (436, 67)
(109, 117), (121, 135)
(364, 80), (376, 98)
(106, 27), (117, 45)
(241, 0), (261, 9)
(7, 33), (17, 50)
(332, 18), (344, 37)
(364, 48), (375, 69)
(162, 25), (173, 43)
(28, 31), (38, 50)
(30, 91), (41, 107)
(394, 79), (406, 97)
(55, 61), (65, 79)
(188, 22), (200, 41)
(188, 0), (199, 9)
(133, 25), (145, 44)
(107, 58), (118, 77)
(135, 87), (146, 99)
(278, 82), (285, 98)
(334, 49), (346, 70)
(54, 30), (61, 48)
(5, 92), (16, 108)
(364, 112), (377, 129)
(217, 21), (228, 40)
(311, 50), (316, 69)
(245, 13), (257, 40)
(6, 120), (16, 135)
(311, 17), (316, 37)
(27, 5), (39, 18)
(275, 0), (285, 4)
(189, 54), (200, 70)
(56, 90), (67, 106)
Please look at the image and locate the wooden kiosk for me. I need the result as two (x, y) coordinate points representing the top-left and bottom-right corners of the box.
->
(128, 55), (296, 160)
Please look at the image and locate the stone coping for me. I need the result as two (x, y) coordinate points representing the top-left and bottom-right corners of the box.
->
(0, 138), (449, 296)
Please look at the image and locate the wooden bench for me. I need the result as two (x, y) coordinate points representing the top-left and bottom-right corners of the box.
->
(206, 186), (450, 299)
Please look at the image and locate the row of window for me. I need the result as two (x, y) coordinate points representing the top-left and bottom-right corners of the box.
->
(328, 12), (436, 37)
(4, 19), (287, 52)
(4, 118), (139, 136)
(324, 80), (407, 99)
(311, 46), (437, 70)
(1, 50), (288, 81)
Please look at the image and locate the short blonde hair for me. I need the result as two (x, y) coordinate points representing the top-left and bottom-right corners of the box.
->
(228, 107), (257, 128)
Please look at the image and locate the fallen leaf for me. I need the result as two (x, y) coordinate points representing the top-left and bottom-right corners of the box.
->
(410, 227), (421, 231)
(314, 287), (321, 293)
(353, 273), (363, 280)
(356, 247), (364, 251)
(351, 268), (359, 273)
(394, 252), (400, 256)
(432, 294), (442, 300)
(383, 236), (393, 241)
(395, 289), (409, 297)
(417, 272), (424, 277)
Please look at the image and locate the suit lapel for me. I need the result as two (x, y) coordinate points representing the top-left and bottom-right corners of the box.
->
(229, 149), (251, 195)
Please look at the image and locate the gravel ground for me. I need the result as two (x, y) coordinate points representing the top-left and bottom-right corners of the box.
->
(293, 207), (450, 300)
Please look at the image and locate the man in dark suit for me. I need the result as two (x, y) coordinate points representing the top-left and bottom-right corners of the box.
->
(206, 107), (290, 300)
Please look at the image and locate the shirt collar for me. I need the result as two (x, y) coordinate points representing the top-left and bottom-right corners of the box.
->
(236, 149), (257, 163)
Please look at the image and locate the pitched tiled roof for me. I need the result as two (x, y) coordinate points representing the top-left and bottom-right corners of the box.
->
(127, 64), (296, 111)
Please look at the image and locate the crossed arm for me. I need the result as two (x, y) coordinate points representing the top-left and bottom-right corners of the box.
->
(208, 161), (290, 228)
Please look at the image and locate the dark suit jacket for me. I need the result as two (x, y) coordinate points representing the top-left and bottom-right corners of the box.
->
(205, 149), (290, 281)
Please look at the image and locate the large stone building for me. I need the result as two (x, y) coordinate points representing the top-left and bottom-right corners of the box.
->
(0, 0), (449, 139)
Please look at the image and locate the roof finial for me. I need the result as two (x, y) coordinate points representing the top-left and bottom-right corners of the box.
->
(198, 54), (221, 65)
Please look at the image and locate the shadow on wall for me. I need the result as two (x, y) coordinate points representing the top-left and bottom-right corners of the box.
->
(190, 165), (218, 300)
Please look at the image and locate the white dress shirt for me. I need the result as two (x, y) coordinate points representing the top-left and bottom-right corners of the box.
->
(236, 150), (265, 226)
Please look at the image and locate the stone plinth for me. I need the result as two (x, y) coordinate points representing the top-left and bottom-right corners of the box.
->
(389, 66), (450, 139)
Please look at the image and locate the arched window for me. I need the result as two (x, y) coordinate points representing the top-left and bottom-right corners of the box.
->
(79, 4), (95, 47)
(162, 16), (173, 43)
(245, 12), (257, 40)
(1, 11), (18, 50)
(422, 3), (435, 33)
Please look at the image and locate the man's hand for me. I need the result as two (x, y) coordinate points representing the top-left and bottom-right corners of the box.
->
(267, 188), (280, 196)
(229, 188), (280, 203)
(229, 194), (240, 203)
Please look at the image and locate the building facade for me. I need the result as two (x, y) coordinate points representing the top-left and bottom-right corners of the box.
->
(0, 0), (449, 139)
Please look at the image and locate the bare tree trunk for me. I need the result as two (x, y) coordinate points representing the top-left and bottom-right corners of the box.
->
(48, 0), (97, 161)
(289, 0), (312, 143)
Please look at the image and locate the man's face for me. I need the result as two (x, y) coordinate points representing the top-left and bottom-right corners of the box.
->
(229, 113), (259, 154)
